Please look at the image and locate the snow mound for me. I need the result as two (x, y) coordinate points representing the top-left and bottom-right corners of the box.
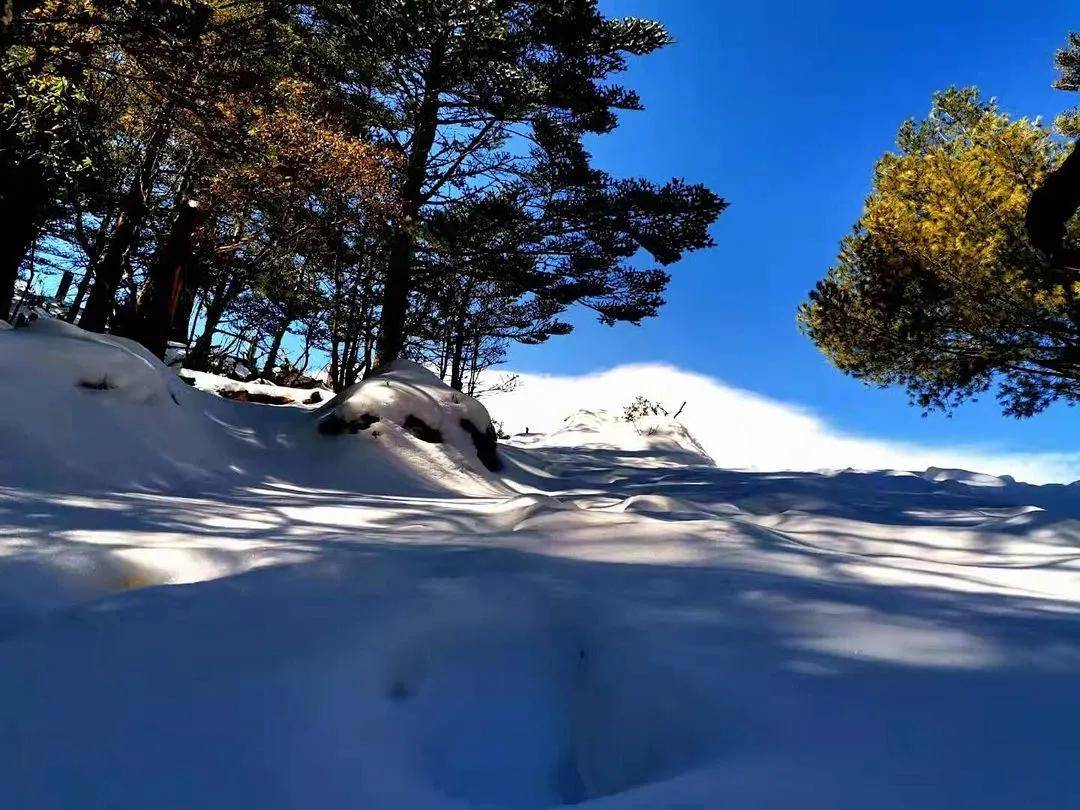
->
(0, 318), (219, 486)
(316, 360), (501, 473)
(922, 467), (1016, 488)
(13, 316), (174, 402)
(180, 368), (333, 407)
(610, 493), (741, 520)
(516, 409), (713, 465)
(489, 493), (577, 530)
(559, 409), (622, 434)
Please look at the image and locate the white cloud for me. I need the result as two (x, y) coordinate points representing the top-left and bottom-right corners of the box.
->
(481, 363), (1080, 485)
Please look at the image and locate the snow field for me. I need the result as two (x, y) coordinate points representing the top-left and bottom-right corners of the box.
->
(3, 320), (1080, 808)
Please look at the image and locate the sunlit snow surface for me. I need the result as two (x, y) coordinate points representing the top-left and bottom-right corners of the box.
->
(2, 320), (1080, 808)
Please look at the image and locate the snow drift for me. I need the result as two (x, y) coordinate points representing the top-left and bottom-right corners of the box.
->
(0, 317), (221, 488)
(0, 319), (504, 494)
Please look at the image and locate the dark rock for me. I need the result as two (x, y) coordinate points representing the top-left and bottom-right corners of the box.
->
(317, 409), (501, 473)
(318, 411), (379, 436)
(277, 369), (323, 389)
(460, 418), (502, 471)
(403, 414), (443, 443)
(219, 388), (294, 406)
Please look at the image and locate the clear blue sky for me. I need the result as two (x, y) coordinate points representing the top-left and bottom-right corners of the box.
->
(507, 0), (1080, 455)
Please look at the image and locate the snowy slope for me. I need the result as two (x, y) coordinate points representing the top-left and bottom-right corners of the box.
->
(3, 322), (1080, 809)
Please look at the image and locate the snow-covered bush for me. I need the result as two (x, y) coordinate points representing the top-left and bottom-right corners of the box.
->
(622, 396), (686, 424)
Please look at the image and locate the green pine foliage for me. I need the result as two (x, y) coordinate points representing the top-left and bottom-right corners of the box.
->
(799, 88), (1080, 417)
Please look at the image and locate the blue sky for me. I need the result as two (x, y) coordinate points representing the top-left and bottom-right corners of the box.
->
(506, 0), (1080, 457)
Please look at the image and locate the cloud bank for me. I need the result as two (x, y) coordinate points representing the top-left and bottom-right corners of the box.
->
(482, 363), (1080, 485)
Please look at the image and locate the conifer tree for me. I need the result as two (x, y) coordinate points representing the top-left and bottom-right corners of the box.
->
(307, 0), (725, 365)
(2, 0), (724, 379)
(800, 88), (1080, 416)
(1026, 32), (1080, 270)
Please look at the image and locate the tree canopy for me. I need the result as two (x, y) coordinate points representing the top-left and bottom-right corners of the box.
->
(305, 0), (725, 365)
(0, 0), (724, 393)
(800, 87), (1080, 417)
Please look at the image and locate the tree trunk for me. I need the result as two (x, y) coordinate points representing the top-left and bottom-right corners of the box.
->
(0, 45), (59, 319)
(9, 237), (36, 322)
(64, 208), (113, 322)
(79, 110), (172, 332)
(186, 272), (240, 371)
(170, 279), (198, 343)
(66, 265), (95, 322)
(449, 307), (467, 392)
(329, 280), (342, 390)
(329, 333), (342, 391)
(377, 229), (415, 365)
(185, 292), (202, 345)
(375, 34), (446, 366)
(0, 159), (47, 321)
(1027, 141), (1080, 270)
(261, 318), (289, 379)
(243, 333), (259, 378)
(54, 270), (74, 302)
(466, 331), (482, 397)
(129, 196), (206, 358)
(0, 212), (35, 321)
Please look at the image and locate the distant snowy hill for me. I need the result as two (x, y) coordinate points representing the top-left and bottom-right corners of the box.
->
(511, 408), (714, 464)
(3, 320), (1080, 809)
(481, 364), (1080, 484)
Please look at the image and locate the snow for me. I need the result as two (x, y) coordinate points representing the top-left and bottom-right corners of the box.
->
(481, 364), (1080, 484)
(4, 320), (1080, 808)
(322, 359), (492, 434)
(920, 466), (1018, 487)
(513, 408), (713, 465)
(316, 358), (500, 480)
(180, 367), (335, 407)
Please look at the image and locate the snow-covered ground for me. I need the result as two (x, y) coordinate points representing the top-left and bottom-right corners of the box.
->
(179, 367), (335, 407)
(3, 320), (1080, 809)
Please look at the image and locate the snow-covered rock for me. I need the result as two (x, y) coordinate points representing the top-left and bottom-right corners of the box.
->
(180, 368), (333, 407)
(316, 360), (502, 472)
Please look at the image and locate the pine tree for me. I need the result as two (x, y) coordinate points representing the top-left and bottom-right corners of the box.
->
(800, 88), (1080, 417)
(3, 0), (724, 376)
(1026, 32), (1080, 270)
(0, 0), (108, 319)
(307, 0), (725, 366)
